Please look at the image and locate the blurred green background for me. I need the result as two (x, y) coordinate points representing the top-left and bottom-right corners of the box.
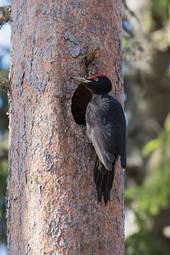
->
(0, 0), (170, 254)
(124, 0), (170, 254)
(0, 1), (10, 254)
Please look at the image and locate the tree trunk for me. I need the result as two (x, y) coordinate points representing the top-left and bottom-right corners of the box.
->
(7, 1), (124, 254)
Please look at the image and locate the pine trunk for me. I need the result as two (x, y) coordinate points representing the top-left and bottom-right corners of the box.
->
(7, 0), (124, 254)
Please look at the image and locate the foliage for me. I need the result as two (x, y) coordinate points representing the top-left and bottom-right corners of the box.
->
(0, 88), (8, 243)
(0, 70), (9, 91)
(126, 231), (169, 255)
(0, 159), (7, 243)
(125, 116), (170, 254)
(0, 6), (11, 28)
(124, 0), (170, 252)
(151, 0), (170, 29)
(0, 3), (9, 244)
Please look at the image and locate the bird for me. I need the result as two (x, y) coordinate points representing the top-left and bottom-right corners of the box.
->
(73, 74), (126, 204)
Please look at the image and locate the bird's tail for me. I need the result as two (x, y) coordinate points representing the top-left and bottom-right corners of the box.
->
(94, 156), (117, 205)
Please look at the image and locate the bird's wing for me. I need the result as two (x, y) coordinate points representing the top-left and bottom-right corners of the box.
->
(86, 96), (126, 170)
(89, 124), (115, 171)
(86, 97), (117, 171)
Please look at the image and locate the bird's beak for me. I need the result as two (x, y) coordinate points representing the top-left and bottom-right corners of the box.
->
(72, 77), (92, 84)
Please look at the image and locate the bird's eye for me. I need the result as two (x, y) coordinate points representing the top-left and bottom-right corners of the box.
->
(95, 78), (99, 81)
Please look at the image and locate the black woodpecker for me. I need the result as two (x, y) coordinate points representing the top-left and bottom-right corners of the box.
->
(73, 74), (126, 204)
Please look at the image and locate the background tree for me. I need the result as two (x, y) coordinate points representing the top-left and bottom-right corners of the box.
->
(7, 0), (124, 255)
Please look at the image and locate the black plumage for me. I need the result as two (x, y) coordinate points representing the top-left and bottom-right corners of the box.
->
(85, 75), (126, 204)
(73, 74), (126, 204)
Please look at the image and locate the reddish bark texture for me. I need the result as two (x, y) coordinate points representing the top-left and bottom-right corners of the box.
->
(7, 0), (124, 254)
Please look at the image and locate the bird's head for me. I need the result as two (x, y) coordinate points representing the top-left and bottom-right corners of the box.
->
(73, 73), (112, 94)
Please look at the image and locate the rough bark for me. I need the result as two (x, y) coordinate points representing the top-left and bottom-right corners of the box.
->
(7, 0), (124, 254)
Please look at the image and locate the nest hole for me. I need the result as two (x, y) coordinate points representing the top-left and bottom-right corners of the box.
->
(71, 84), (92, 125)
